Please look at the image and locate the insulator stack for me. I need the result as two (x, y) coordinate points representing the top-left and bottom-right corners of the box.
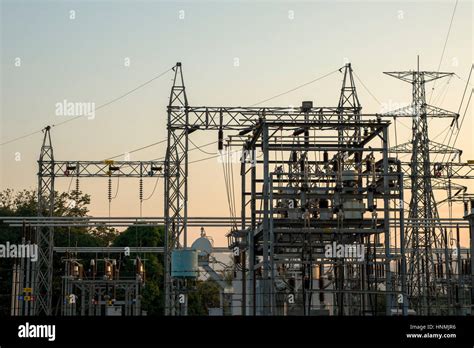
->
(292, 151), (297, 163)
(366, 157), (372, 172)
(75, 177), (80, 203)
(323, 151), (328, 164)
(108, 177), (112, 202)
(354, 152), (361, 165)
(332, 159), (339, 172)
(218, 129), (223, 151)
(139, 177), (143, 201)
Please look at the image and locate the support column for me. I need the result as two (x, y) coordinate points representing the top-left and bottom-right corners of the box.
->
(33, 126), (55, 315)
(164, 62), (189, 315)
(261, 122), (271, 315)
(382, 126), (393, 315)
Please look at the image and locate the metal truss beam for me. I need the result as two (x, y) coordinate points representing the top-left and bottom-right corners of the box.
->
(51, 161), (165, 178)
(29, 128), (164, 316)
(168, 106), (385, 130)
(391, 141), (462, 159)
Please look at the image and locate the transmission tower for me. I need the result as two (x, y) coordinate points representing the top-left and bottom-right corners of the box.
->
(33, 126), (55, 315)
(164, 62), (189, 315)
(384, 58), (459, 314)
(338, 63), (362, 146)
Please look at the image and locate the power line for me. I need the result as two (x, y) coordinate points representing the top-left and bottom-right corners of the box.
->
(92, 67), (173, 112)
(449, 88), (473, 159)
(221, 151), (237, 230)
(354, 70), (411, 132)
(142, 177), (160, 201)
(456, 64), (473, 114)
(426, 74), (455, 137)
(150, 141), (218, 161)
(0, 129), (44, 147)
(431, 127), (450, 142)
(431, 74), (453, 107)
(0, 66), (174, 147)
(353, 71), (382, 105)
(188, 137), (217, 156)
(98, 67), (341, 160)
(105, 139), (168, 161)
(189, 153), (221, 165)
(438, 64), (473, 163)
(250, 68), (340, 106)
(428, 0), (458, 104)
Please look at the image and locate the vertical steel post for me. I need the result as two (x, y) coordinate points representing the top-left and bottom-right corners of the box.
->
(261, 122), (271, 315)
(399, 172), (408, 316)
(382, 126), (392, 315)
(241, 145), (247, 316)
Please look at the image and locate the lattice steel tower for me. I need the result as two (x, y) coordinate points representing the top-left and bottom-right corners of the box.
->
(164, 63), (189, 315)
(338, 63), (362, 146)
(33, 126), (55, 315)
(384, 58), (459, 314)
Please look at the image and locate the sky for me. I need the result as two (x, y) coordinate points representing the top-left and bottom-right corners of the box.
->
(0, 0), (473, 246)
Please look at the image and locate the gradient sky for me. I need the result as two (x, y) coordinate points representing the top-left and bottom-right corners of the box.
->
(1, 0), (472, 246)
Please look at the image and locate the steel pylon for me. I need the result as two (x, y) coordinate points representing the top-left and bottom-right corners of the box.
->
(33, 126), (55, 315)
(164, 62), (189, 315)
(384, 58), (459, 314)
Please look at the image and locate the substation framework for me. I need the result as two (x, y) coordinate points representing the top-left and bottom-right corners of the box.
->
(9, 135), (167, 316)
(164, 62), (473, 316)
(227, 117), (407, 316)
(2, 61), (474, 316)
(55, 247), (147, 317)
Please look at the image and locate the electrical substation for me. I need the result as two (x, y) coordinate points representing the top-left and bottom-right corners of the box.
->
(2, 60), (474, 317)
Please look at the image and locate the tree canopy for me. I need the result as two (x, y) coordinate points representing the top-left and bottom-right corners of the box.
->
(0, 189), (222, 316)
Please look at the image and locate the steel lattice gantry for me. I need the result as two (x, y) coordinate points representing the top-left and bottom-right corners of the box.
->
(227, 118), (406, 316)
(30, 126), (165, 315)
(163, 62), (408, 315)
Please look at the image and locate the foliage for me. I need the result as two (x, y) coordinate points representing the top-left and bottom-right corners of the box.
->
(0, 189), (111, 315)
(0, 189), (221, 316)
(188, 279), (221, 316)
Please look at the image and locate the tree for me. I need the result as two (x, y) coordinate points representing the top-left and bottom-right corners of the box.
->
(188, 279), (221, 316)
(0, 189), (114, 316)
(0, 189), (224, 316)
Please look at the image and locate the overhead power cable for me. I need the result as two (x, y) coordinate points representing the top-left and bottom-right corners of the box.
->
(428, 0), (458, 103)
(188, 137), (217, 156)
(449, 89), (473, 159)
(0, 66), (174, 146)
(189, 153), (222, 165)
(456, 64), (473, 115)
(353, 71), (382, 105)
(150, 141), (218, 161)
(105, 139), (168, 161)
(250, 68), (340, 106)
(98, 66), (342, 160)
(438, 64), (473, 163)
(354, 70), (411, 132)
